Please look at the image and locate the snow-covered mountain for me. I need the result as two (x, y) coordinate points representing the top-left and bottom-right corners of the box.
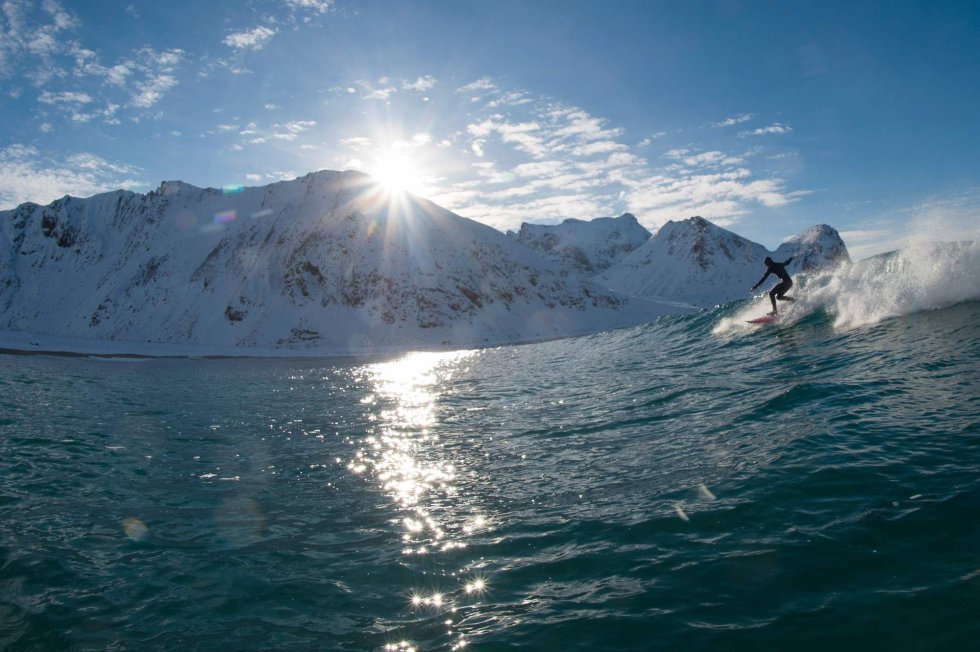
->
(599, 216), (850, 308)
(0, 171), (687, 355)
(510, 213), (651, 273)
(772, 224), (851, 272)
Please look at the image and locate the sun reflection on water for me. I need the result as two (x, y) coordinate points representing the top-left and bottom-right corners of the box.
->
(355, 351), (480, 547)
(353, 350), (493, 645)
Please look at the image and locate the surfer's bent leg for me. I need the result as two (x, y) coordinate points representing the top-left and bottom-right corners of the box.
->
(770, 280), (792, 313)
(775, 279), (795, 303)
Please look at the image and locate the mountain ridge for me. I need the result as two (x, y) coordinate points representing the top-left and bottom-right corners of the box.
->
(599, 216), (850, 308)
(0, 170), (690, 355)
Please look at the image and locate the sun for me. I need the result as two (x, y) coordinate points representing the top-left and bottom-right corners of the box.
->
(372, 150), (425, 197)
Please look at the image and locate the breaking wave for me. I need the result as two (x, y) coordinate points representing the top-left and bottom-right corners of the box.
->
(713, 239), (980, 336)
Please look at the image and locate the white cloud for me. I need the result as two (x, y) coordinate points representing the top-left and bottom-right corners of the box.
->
(486, 91), (532, 109)
(272, 120), (316, 140)
(38, 90), (93, 105)
(456, 77), (496, 94)
(665, 149), (744, 168)
(713, 113), (755, 127)
(130, 73), (177, 108)
(740, 122), (793, 137)
(282, 0), (333, 14)
(223, 26), (277, 50)
(638, 132), (667, 147)
(0, 143), (143, 208)
(570, 140), (626, 157)
(64, 46), (186, 111)
(356, 78), (397, 101)
(512, 160), (565, 178)
(548, 107), (623, 143)
(403, 75), (437, 92)
(1, 0), (78, 80)
(466, 118), (497, 139)
(106, 63), (132, 85)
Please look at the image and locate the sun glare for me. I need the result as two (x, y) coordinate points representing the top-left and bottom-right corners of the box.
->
(372, 151), (424, 196)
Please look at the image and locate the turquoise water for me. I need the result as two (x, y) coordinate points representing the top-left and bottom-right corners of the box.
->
(2, 298), (979, 650)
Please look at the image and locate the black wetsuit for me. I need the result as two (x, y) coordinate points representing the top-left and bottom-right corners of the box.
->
(752, 257), (794, 312)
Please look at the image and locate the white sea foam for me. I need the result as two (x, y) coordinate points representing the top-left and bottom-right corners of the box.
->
(713, 238), (980, 336)
(808, 239), (980, 330)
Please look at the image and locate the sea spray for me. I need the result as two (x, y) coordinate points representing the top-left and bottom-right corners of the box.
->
(809, 240), (980, 330)
(712, 239), (980, 336)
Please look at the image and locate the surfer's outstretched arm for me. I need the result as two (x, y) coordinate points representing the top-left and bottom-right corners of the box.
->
(751, 270), (771, 291)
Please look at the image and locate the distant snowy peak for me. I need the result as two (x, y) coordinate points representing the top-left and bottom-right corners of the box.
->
(599, 216), (850, 309)
(512, 212), (651, 273)
(598, 216), (769, 307)
(653, 215), (765, 270)
(775, 224), (851, 271)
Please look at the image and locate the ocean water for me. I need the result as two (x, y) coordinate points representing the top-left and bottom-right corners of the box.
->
(2, 250), (980, 650)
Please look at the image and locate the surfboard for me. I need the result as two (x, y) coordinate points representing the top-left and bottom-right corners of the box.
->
(746, 314), (779, 324)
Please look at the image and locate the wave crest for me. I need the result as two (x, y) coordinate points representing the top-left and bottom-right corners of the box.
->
(713, 240), (980, 335)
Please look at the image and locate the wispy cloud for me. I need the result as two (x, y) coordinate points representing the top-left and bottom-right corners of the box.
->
(427, 79), (805, 230)
(1, 0), (78, 82)
(0, 143), (143, 208)
(272, 120), (316, 140)
(38, 90), (93, 105)
(713, 112), (755, 127)
(402, 75), (437, 92)
(637, 132), (667, 147)
(664, 148), (744, 168)
(740, 122), (793, 137)
(6, 0), (187, 120)
(130, 74), (176, 108)
(356, 76), (398, 101)
(353, 75), (438, 101)
(283, 0), (333, 12)
(223, 26), (277, 50)
(456, 77), (497, 95)
(281, 0), (334, 22)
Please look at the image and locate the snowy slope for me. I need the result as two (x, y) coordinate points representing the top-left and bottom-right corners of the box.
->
(511, 213), (651, 273)
(0, 171), (688, 355)
(599, 216), (850, 308)
(773, 224), (851, 272)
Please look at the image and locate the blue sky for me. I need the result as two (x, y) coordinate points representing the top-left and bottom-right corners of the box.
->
(1, 0), (978, 258)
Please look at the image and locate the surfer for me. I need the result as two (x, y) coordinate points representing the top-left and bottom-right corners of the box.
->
(751, 256), (795, 315)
